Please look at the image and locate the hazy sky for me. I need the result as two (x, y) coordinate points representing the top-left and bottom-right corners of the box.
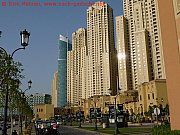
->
(0, 0), (123, 94)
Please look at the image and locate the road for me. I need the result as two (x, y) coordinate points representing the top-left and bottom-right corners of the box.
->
(58, 126), (107, 135)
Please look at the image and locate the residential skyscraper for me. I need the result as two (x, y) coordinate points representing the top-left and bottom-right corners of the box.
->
(123, 0), (166, 90)
(51, 71), (58, 107)
(58, 35), (72, 107)
(86, 2), (118, 96)
(67, 28), (87, 106)
(116, 16), (133, 91)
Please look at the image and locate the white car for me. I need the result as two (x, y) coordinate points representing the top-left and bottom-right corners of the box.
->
(57, 121), (62, 125)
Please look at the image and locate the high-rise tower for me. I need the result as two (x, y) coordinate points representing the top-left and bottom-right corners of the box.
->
(123, 0), (166, 90)
(51, 71), (58, 107)
(67, 28), (87, 106)
(58, 35), (72, 107)
(86, 2), (118, 96)
(116, 16), (133, 91)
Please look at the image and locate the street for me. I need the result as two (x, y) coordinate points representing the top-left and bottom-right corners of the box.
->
(58, 126), (105, 135)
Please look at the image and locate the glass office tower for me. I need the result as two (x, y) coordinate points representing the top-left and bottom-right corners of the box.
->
(58, 35), (72, 107)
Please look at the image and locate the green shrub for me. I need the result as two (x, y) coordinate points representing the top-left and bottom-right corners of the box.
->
(152, 124), (180, 135)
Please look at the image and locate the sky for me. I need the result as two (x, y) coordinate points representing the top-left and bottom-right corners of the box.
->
(0, 0), (123, 94)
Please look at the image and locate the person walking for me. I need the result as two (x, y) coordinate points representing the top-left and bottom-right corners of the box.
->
(12, 130), (18, 135)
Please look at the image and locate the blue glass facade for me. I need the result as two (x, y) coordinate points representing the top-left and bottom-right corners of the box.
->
(58, 36), (72, 107)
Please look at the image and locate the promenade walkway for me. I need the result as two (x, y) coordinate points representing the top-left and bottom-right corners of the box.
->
(30, 125), (36, 135)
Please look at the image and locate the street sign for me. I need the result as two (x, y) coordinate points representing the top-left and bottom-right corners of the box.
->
(96, 108), (101, 118)
(89, 108), (101, 119)
(117, 104), (123, 111)
(109, 106), (115, 113)
(105, 103), (114, 107)
(90, 108), (95, 118)
(117, 104), (123, 115)
(154, 107), (160, 115)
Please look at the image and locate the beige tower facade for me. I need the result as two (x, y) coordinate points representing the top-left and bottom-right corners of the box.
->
(67, 28), (87, 106)
(123, 0), (166, 90)
(67, 50), (73, 106)
(157, 0), (180, 130)
(86, 2), (117, 96)
(173, 0), (180, 48)
(116, 16), (133, 91)
(51, 71), (58, 107)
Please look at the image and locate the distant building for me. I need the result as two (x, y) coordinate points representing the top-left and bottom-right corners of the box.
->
(26, 93), (51, 109)
(51, 71), (58, 107)
(34, 104), (54, 120)
(58, 35), (72, 107)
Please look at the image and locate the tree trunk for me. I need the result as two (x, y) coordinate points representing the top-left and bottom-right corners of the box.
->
(10, 108), (13, 134)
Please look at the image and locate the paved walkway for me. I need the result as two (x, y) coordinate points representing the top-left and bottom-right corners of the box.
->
(31, 125), (36, 135)
(58, 125), (110, 135)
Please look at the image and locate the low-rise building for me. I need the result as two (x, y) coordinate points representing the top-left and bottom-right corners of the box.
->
(34, 104), (54, 120)
(125, 79), (168, 115)
(78, 79), (168, 117)
(137, 79), (168, 114)
(79, 92), (137, 117)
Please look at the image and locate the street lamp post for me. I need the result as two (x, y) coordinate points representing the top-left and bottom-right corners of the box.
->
(91, 97), (99, 131)
(0, 29), (30, 135)
(67, 102), (72, 126)
(108, 76), (121, 135)
(94, 101), (98, 131)
(19, 80), (32, 135)
(114, 95), (119, 135)
(69, 108), (72, 126)
(70, 113), (72, 126)
(24, 80), (32, 93)
(78, 108), (82, 128)
(161, 98), (164, 123)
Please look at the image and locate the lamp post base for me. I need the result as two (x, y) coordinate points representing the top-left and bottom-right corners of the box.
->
(115, 129), (120, 135)
(79, 120), (81, 128)
(94, 125), (98, 131)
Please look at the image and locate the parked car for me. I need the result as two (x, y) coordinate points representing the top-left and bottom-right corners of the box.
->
(56, 120), (62, 125)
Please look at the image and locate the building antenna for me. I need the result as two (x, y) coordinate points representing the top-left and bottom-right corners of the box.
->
(66, 31), (68, 39)
(66, 31), (68, 51)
